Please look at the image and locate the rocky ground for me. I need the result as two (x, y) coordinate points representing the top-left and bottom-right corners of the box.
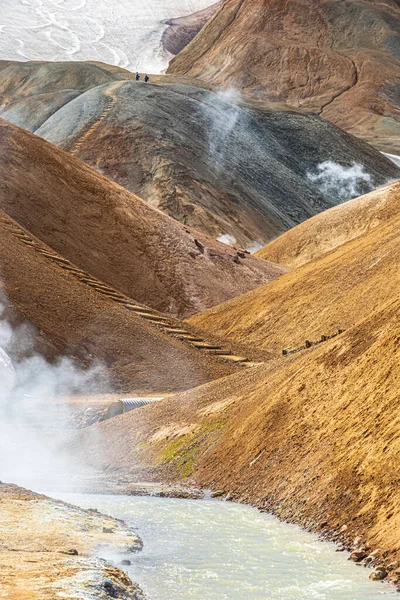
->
(0, 483), (145, 599)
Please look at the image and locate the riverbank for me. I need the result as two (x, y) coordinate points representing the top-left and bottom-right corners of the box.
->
(69, 476), (400, 591)
(0, 482), (145, 599)
(74, 298), (400, 590)
(52, 492), (397, 600)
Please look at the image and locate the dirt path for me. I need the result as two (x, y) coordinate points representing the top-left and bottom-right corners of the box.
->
(70, 81), (126, 155)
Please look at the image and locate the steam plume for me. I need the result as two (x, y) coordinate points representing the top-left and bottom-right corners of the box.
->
(307, 161), (374, 203)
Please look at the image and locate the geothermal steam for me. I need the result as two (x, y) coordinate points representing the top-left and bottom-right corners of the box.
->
(0, 346), (15, 399)
(307, 161), (374, 203)
(0, 294), (104, 491)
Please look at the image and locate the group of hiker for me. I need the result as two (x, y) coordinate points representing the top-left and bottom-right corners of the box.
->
(136, 72), (149, 82)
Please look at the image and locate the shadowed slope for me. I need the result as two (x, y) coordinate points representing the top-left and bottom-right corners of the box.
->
(168, 0), (400, 153)
(162, 1), (225, 55)
(0, 120), (283, 319)
(257, 180), (400, 270)
(0, 212), (239, 392)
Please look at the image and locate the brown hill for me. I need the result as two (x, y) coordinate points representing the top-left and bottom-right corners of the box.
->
(188, 181), (400, 355)
(0, 210), (240, 393)
(0, 60), (128, 104)
(162, 1), (225, 56)
(168, 0), (400, 154)
(1, 61), (398, 249)
(0, 119), (283, 319)
(257, 180), (400, 270)
(77, 294), (400, 581)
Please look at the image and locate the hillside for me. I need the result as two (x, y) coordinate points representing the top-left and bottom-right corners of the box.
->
(168, 0), (400, 153)
(188, 181), (400, 355)
(0, 209), (242, 393)
(162, 1), (225, 55)
(0, 119), (283, 319)
(257, 180), (400, 270)
(76, 293), (400, 579)
(1, 62), (398, 248)
(3, 1), (400, 596)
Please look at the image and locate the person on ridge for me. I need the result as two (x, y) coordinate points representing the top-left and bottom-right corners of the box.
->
(135, 72), (140, 81)
(144, 74), (150, 82)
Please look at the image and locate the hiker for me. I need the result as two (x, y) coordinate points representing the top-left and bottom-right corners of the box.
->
(144, 74), (149, 82)
(135, 72), (140, 81)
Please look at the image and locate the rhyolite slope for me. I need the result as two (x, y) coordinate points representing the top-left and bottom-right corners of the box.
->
(76, 292), (400, 587)
(189, 181), (400, 355)
(168, 0), (400, 153)
(0, 119), (283, 320)
(1, 61), (397, 248)
(257, 180), (400, 270)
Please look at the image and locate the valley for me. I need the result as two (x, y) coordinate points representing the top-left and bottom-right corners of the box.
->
(0, 1), (400, 598)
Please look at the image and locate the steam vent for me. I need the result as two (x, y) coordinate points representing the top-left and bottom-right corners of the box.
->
(1, 0), (400, 598)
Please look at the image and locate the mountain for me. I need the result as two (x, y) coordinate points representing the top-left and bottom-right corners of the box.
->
(188, 181), (400, 354)
(0, 119), (283, 320)
(257, 180), (400, 270)
(0, 207), (241, 393)
(1, 61), (398, 248)
(168, 0), (400, 154)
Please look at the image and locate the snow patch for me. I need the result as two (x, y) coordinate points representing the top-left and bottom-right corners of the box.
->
(382, 152), (400, 169)
(0, 0), (216, 73)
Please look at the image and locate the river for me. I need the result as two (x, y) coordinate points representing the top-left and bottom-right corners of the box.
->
(54, 493), (397, 600)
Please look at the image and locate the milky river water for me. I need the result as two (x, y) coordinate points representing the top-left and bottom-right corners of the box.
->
(0, 0), (214, 73)
(55, 493), (396, 600)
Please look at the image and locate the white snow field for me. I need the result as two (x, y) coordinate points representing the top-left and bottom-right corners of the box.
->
(0, 0), (214, 73)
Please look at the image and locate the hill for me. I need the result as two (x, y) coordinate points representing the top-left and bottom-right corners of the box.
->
(0, 208), (244, 393)
(1, 62), (398, 248)
(168, 0), (400, 154)
(188, 181), (400, 355)
(0, 119), (283, 319)
(76, 293), (400, 580)
(257, 180), (400, 270)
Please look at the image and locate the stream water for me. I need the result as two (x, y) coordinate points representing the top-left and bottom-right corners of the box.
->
(55, 493), (397, 600)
